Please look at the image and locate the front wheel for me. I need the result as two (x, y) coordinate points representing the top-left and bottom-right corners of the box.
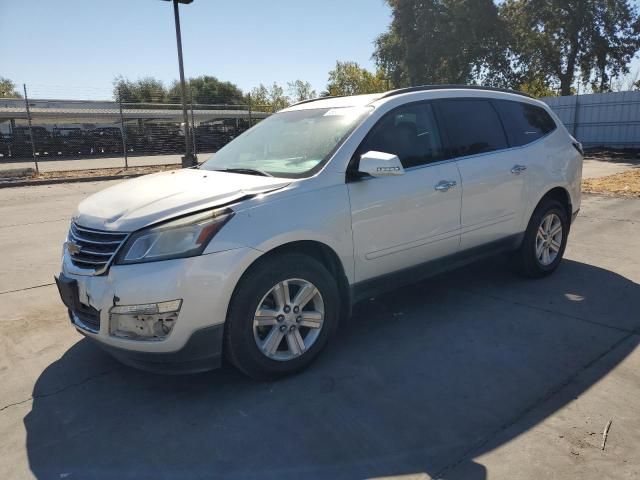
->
(512, 198), (569, 278)
(224, 253), (340, 380)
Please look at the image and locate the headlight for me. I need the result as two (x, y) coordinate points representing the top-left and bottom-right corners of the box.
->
(116, 209), (233, 265)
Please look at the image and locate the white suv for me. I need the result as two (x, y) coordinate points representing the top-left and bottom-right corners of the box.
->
(56, 86), (583, 379)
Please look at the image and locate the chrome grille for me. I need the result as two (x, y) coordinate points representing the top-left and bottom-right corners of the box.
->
(67, 222), (128, 274)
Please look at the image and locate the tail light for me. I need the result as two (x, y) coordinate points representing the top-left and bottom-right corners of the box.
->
(572, 141), (584, 156)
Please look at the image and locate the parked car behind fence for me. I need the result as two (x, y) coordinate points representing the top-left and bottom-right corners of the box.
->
(0, 99), (269, 163)
(91, 127), (124, 155)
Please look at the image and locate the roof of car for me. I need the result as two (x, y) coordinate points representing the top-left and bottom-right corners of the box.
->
(281, 93), (384, 111)
(379, 84), (533, 99)
(283, 85), (534, 112)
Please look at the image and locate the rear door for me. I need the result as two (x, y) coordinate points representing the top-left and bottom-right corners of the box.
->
(348, 102), (462, 282)
(436, 98), (525, 250)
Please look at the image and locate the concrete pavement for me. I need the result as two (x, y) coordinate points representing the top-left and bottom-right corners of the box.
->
(0, 181), (638, 479)
(582, 157), (639, 179)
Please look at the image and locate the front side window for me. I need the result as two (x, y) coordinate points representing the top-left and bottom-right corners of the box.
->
(359, 102), (444, 168)
(200, 106), (371, 178)
(494, 100), (557, 147)
(438, 99), (508, 157)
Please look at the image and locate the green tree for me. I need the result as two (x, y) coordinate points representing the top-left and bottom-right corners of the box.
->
(248, 82), (290, 112)
(287, 80), (317, 102)
(580, 1), (640, 92)
(167, 75), (245, 105)
(518, 78), (559, 98)
(325, 61), (388, 96)
(267, 82), (290, 111)
(373, 0), (508, 87)
(247, 84), (269, 110)
(501, 0), (640, 96)
(113, 76), (167, 103)
(0, 77), (22, 98)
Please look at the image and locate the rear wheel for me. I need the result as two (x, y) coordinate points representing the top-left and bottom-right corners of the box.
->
(512, 198), (569, 278)
(224, 253), (339, 380)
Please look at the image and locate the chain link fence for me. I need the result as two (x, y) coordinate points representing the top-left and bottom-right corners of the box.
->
(10, 86), (639, 174)
(0, 85), (272, 172)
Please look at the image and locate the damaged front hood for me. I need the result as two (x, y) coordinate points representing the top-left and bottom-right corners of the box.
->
(74, 168), (290, 231)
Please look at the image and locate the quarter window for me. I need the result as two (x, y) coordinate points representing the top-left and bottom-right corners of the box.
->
(494, 100), (556, 146)
(359, 103), (444, 168)
(438, 99), (508, 157)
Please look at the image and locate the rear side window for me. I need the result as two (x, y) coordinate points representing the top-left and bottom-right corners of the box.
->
(494, 100), (556, 147)
(438, 99), (508, 157)
(359, 102), (444, 168)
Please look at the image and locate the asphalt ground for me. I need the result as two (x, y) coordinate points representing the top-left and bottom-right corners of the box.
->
(0, 181), (638, 480)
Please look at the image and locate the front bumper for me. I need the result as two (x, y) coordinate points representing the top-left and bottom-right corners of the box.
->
(57, 246), (262, 371)
(76, 321), (225, 374)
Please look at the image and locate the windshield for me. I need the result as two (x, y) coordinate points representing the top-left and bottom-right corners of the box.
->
(200, 106), (372, 178)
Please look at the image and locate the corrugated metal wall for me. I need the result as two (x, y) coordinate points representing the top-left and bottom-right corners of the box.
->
(542, 91), (640, 149)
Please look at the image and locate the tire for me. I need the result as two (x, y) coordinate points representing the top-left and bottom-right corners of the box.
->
(224, 253), (340, 380)
(512, 198), (569, 278)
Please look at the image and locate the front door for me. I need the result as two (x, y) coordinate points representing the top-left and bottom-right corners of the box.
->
(347, 102), (462, 283)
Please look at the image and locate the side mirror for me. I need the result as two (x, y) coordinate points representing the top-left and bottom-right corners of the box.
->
(358, 151), (405, 177)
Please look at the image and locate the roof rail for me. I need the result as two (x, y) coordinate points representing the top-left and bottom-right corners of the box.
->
(290, 95), (345, 107)
(378, 84), (533, 100)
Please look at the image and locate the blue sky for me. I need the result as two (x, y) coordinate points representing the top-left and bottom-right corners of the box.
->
(0, 0), (392, 99)
(2, 1), (639, 100)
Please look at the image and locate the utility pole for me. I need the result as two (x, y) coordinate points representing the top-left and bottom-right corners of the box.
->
(23, 84), (39, 174)
(118, 88), (129, 169)
(163, 0), (196, 167)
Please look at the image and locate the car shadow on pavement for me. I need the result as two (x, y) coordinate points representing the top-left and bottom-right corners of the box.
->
(24, 259), (640, 480)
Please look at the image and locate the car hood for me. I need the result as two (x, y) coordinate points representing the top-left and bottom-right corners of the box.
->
(73, 169), (290, 231)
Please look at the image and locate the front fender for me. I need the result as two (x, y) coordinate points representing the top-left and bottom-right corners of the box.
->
(206, 184), (355, 283)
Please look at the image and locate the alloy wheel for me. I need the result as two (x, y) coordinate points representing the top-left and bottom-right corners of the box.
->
(253, 278), (325, 361)
(535, 212), (563, 266)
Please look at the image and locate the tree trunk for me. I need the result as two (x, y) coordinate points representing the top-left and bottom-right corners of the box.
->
(560, 8), (582, 97)
(560, 74), (573, 96)
(561, 48), (579, 96)
(598, 62), (608, 93)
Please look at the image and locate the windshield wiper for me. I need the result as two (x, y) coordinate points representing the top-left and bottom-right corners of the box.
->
(215, 168), (273, 177)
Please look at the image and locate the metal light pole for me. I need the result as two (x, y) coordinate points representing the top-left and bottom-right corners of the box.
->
(22, 84), (39, 174)
(117, 89), (129, 169)
(163, 0), (196, 168)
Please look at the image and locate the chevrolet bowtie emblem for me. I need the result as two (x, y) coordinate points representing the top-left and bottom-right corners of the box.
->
(67, 241), (82, 256)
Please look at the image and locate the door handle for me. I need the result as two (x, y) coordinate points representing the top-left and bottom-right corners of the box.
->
(511, 165), (527, 175)
(434, 180), (457, 192)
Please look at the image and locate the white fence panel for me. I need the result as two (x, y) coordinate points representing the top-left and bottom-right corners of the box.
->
(542, 91), (640, 149)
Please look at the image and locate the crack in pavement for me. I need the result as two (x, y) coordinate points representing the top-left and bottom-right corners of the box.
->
(0, 367), (122, 413)
(434, 329), (639, 479)
(0, 282), (55, 295)
(578, 215), (638, 225)
(0, 218), (69, 229)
